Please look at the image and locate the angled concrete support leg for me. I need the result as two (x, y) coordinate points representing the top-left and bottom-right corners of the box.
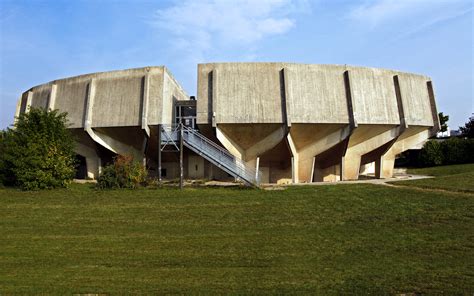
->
(288, 124), (351, 183)
(75, 141), (100, 179)
(342, 156), (362, 180)
(83, 78), (143, 162)
(216, 124), (286, 165)
(379, 127), (430, 178)
(342, 125), (401, 180)
(85, 157), (100, 179)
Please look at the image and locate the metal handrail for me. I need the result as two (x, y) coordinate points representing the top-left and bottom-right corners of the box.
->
(182, 127), (249, 169)
(181, 125), (235, 159)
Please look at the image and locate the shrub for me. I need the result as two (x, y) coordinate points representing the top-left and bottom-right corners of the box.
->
(418, 140), (444, 167)
(442, 137), (474, 165)
(0, 108), (76, 190)
(442, 137), (465, 164)
(97, 155), (147, 189)
(416, 138), (474, 167)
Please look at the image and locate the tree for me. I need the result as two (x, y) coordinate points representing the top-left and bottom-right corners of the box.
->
(438, 112), (449, 133)
(0, 108), (76, 190)
(459, 114), (474, 138)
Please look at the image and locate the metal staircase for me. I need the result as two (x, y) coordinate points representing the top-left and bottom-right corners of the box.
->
(161, 124), (260, 186)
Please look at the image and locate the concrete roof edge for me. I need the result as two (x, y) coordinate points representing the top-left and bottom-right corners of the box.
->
(197, 62), (431, 79)
(163, 66), (189, 99)
(24, 66), (167, 94)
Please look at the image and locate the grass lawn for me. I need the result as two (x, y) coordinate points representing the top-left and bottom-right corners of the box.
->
(407, 163), (474, 177)
(394, 163), (474, 193)
(1, 180), (473, 294)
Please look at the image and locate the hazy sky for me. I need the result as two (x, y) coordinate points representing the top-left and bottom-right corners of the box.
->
(1, 0), (472, 129)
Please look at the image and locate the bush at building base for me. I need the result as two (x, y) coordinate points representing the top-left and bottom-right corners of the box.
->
(97, 155), (147, 189)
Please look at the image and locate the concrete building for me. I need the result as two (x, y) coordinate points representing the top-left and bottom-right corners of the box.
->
(16, 63), (440, 185)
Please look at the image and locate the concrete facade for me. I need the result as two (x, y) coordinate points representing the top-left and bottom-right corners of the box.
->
(17, 66), (191, 179)
(197, 63), (439, 183)
(16, 63), (439, 183)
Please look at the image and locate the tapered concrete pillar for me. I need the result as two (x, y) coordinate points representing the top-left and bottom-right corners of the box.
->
(379, 127), (430, 178)
(342, 125), (401, 180)
(85, 157), (100, 179)
(342, 156), (363, 180)
(74, 141), (101, 179)
(287, 124), (351, 183)
(92, 127), (145, 160)
(216, 124), (286, 166)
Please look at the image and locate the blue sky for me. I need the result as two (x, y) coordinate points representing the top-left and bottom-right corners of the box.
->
(1, 0), (472, 129)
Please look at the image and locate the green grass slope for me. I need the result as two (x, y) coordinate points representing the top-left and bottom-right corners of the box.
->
(398, 163), (474, 193)
(408, 163), (474, 176)
(1, 184), (473, 294)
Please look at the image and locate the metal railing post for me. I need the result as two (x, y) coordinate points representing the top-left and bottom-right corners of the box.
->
(179, 123), (184, 189)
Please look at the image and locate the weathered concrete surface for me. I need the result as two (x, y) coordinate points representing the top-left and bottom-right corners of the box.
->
(197, 63), (434, 127)
(197, 63), (438, 183)
(70, 129), (102, 179)
(285, 65), (349, 124)
(342, 125), (400, 180)
(397, 74), (435, 127)
(347, 66), (400, 125)
(16, 63), (439, 183)
(16, 66), (189, 179)
(18, 66), (188, 128)
(378, 126), (430, 178)
(216, 124), (286, 182)
(287, 124), (350, 182)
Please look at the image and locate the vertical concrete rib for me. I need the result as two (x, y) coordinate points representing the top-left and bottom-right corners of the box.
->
(211, 69), (218, 127)
(427, 81), (441, 135)
(372, 75), (408, 178)
(14, 96), (22, 125)
(281, 68), (291, 127)
(341, 70), (357, 181)
(84, 79), (96, 130)
(343, 70), (357, 130)
(141, 73), (150, 137)
(281, 67), (294, 182)
(48, 84), (57, 110)
(25, 91), (33, 113)
(393, 75), (408, 129)
(207, 70), (213, 124)
(83, 79), (119, 154)
(161, 69), (167, 125)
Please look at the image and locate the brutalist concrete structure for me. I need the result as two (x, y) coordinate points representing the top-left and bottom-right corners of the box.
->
(16, 63), (440, 184)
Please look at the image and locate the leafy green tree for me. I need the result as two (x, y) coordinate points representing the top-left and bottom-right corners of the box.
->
(0, 108), (76, 190)
(438, 112), (449, 133)
(459, 114), (474, 138)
